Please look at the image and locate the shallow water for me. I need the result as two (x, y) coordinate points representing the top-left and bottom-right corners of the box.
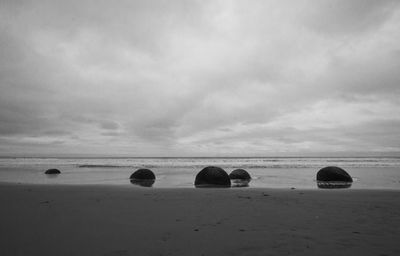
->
(0, 157), (399, 189)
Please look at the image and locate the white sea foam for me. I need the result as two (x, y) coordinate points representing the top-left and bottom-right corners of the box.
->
(0, 157), (399, 168)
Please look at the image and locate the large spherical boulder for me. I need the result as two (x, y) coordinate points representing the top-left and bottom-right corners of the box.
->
(229, 169), (251, 180)
(316, 166), (353, 189)
(130, 169), (156, 180)
(316, 166), (353, 182)
(194, 166), (231, 188)
(129, 169), (156, 187)
(44, 169), (61, 174)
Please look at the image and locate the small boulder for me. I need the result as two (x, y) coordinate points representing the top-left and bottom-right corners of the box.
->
(194, 166), (231, 188)
(229, 169), (251, 187)
(44, 169), (61, 174)
(229, 169), (251, 180)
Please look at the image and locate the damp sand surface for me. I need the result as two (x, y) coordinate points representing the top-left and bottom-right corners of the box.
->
(1, 183), (400, 256)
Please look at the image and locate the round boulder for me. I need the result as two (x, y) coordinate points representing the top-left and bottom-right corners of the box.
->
(194, 166), (231, 188)
(44, 169), (61, 174)
(229, 169), (251, 180)
(316, 166), (353, 182)
(130, 169), (156, 180)
(130, 169), (156, 187)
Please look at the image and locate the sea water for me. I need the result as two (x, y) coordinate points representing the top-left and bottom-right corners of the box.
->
(0, 157), (399, 189)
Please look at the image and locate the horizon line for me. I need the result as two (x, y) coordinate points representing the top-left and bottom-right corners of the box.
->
(1, 155), (400, 159)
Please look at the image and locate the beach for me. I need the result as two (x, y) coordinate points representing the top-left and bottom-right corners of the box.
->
(1, 183), (400, 256)
(2, 0), (400, 255)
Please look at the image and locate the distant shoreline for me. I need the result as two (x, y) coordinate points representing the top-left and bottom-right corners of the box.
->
(1, 156), (400, 159)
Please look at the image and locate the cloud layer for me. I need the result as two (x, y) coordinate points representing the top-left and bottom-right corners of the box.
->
(1, 0), (400, 156)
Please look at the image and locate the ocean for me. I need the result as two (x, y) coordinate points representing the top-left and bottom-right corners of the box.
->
(0, 157), (399, 189)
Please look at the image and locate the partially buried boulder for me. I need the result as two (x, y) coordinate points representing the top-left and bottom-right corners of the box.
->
(44, 169), (61, 174)
(229, 169), (251, 187)
(316, 166), (353, 189)
(130, 169), (156, 187)
(195, 166), (231, 188)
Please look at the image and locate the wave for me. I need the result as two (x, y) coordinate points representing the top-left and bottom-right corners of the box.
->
(76, 163), (399, 169)
(1, 157), (399, 169)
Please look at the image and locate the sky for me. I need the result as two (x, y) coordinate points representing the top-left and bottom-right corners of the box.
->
(0, 0), (400, 157)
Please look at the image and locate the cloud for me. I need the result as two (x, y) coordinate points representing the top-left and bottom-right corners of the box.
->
(300, 0), (399, 35)
(0, 0), (399, 156)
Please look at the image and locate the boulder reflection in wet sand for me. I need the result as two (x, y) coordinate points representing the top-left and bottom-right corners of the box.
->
(130, 179), (155, 187)
(317, 181), (352, 189)
(231, 179), (250, 187)
(45, 169), (61, 174)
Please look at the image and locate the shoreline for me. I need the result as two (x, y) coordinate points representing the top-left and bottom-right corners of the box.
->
(2, 181), (400, 191)
(1, 183), (400, 255)
(2, 165), (400, 190)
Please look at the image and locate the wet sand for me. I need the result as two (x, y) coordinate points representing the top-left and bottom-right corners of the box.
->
(0, 183), (400, 256)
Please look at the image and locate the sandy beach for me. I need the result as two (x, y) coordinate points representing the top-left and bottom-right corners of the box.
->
(1, 183), (399, 256)
(2, 0), (400, 255)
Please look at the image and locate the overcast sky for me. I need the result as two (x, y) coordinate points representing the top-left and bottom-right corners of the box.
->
(1, 0), (400, 157)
